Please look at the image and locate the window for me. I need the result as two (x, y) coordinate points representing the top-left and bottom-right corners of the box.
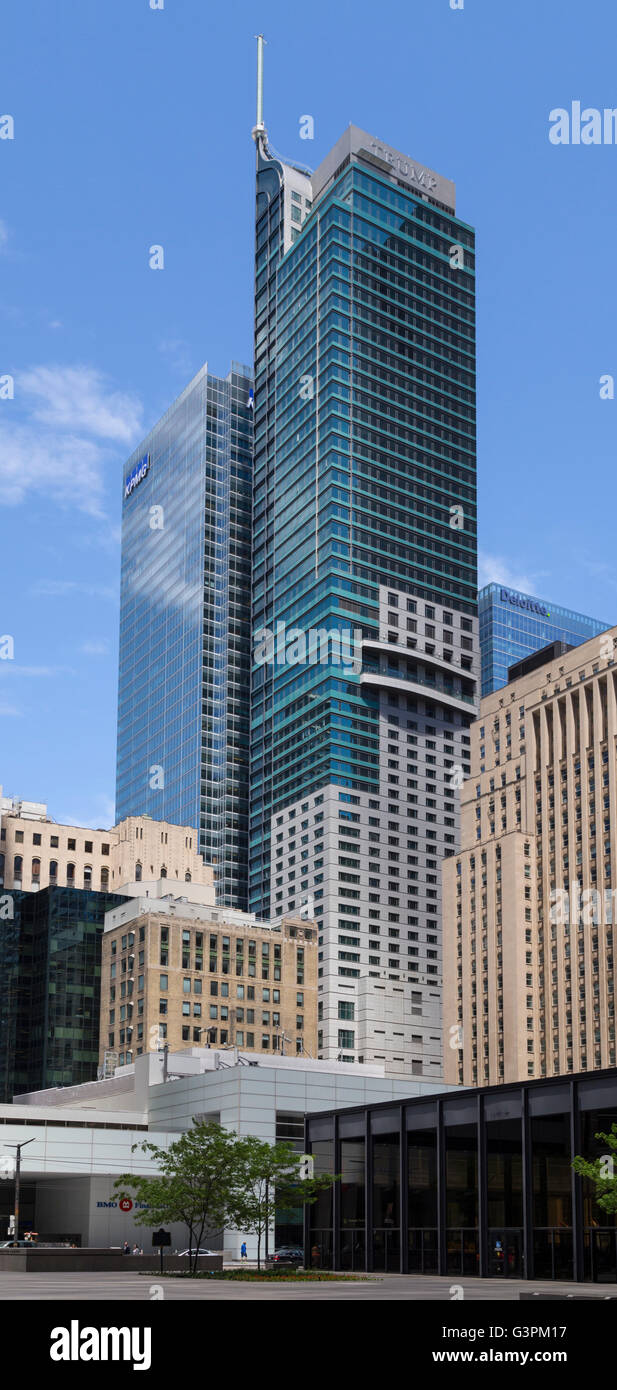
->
(159, 975), (168, 990)
(338, 1029), (354, 1050)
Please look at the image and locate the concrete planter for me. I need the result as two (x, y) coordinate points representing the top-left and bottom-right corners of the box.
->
(0, 1249), (224, 1274)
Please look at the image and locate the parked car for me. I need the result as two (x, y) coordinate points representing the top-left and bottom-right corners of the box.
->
(177, 1248), (217, 1257)
(268, 1246), (304, 1266)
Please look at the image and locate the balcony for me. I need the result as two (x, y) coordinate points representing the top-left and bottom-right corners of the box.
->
(361, 655), (477, 714)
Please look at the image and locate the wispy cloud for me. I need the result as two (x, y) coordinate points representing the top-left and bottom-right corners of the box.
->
(0, 219), (9, 254)
(0, 700), (23, 716)
(0, 664), (76, 678)
(30, 579), (118, 600)
(0, 364), (143, 516)
(158, 337), (194, 377)
(80, 639), (111, 656)
(478, 551), (540, 595)
(20, 365), (142, 442)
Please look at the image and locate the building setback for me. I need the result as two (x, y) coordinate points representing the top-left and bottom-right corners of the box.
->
(115, 363), (253, 909)
(443, 628), (617, 1088)
(479, 583), (609, 698)
(250, 94), (478, 1078)
(100, 894), (318, 1067)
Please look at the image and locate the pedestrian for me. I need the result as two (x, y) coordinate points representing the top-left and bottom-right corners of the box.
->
(132, 1243), (142, 1255)
(122, 1240), (130, 1255)
(240, 1241), (247, 1260)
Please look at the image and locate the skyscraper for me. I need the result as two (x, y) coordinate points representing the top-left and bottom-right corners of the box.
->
(250, 57), (479, 1077)
(115, 363), (253, 908)
(479, 583), (609, 697)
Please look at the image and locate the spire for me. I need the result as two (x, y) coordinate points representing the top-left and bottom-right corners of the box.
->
(252, 34), (266, 142)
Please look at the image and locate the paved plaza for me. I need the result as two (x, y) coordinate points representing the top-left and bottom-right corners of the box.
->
(0, 1271), (613, 1300)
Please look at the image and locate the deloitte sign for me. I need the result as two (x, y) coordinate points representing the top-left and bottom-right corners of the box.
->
(124, 453), (150, 500)
(500, 588), (550, 618)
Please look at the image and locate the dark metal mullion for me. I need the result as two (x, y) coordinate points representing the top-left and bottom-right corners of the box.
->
(437, 1098), (446, 1276)
(522, 1085), (533, 1280)
(400, 1103), (408, 1273)
(477, 1090), (488, 1277)
(365, 1109), (373, 1272)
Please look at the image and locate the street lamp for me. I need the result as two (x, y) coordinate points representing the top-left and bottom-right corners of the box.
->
(5, 1138), (35, 1244)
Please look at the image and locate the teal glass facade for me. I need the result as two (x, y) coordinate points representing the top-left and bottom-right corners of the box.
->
(115, 364), (253, 908)
(0, 887), (125, 1100)
(250, 133), (477, 917)
(479, 583), (609, 697)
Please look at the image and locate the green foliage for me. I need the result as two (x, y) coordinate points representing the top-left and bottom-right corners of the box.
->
(230, 1137), (338, 1269)
(114, 1121), (338, 1275)
(572, 1123), (617, 1214)
(114, 1119), (247, 1276)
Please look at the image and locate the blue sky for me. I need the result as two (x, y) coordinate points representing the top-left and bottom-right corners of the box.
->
(1, 0), (616, 826)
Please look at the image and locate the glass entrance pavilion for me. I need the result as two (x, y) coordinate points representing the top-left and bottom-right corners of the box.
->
(305, 1069), (617, 1282)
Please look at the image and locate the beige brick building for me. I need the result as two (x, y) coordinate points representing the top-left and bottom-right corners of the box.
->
(0, 794), (213, 895)
(100, 895), (317, 1066)
(443, 630), (617, 1087)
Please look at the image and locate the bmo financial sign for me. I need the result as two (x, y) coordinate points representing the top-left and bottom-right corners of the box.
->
(500, 588), (550, 618)
(124, 453), (150, 500)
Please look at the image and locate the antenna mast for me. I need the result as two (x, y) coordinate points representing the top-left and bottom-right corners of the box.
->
(252, 34), (266, 142)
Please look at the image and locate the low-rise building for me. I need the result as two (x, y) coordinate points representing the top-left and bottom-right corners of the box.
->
(5, 1049), (452, 1255)
(100, 892), (318, 1066)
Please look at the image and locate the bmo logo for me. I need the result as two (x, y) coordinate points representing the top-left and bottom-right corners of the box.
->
(119, 1198), (133, 1213)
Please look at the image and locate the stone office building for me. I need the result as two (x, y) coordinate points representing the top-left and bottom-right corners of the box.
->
(100, 892), (318, 1066)
(0, 793), (212, 896)
(443, 630), (617, 1088)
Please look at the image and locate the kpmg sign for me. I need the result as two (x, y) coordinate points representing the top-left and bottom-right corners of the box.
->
(500, 588), (550, 618)
(124, 453), (150, 500)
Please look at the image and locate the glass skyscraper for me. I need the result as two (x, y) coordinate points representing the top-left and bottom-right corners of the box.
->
(250, 115), (478, 1077)
(479, 583), (609, 697)
(115, 363), (253, 908)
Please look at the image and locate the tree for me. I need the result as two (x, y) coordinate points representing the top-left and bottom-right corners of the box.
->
(572, 1122), (617, 1215)
(231, 1137), (338, 1270)
(114, 1119), (247, 1276)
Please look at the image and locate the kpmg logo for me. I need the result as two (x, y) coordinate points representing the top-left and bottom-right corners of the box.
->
(124, 453), (150, 500)
(500, 588), (550, 618)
